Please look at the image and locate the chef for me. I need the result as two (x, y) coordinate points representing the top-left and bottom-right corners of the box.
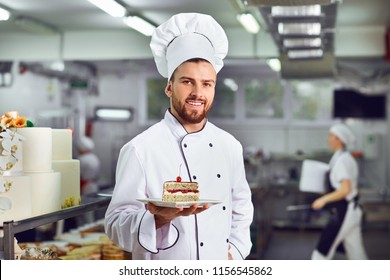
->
(78, 136), (100, 196)
(105, 13), (254, 260)
(77, 136), (101, 225)
(311, 123), (368, 259)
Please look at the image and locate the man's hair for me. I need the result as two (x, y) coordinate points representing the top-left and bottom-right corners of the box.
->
(169, 58), (210, 82)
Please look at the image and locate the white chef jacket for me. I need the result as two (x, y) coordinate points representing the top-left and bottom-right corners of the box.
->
(105, 110), (254, 260)
(329, 150), (358, 201)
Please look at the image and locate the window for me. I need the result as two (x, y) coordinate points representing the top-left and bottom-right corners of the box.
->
(291, 80), (334, 121)
(147, 78), (169, 121)
(0, 61), (13, 87)
(143, 63), (334, 126)
(94, 107), (133, 122)
(208, 78), (236, 119)
(245, 79), (284, 119)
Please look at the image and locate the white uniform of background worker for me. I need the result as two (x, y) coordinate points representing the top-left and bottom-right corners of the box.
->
(105, 13), (254, 260)
(78, 136), (100, 195)
(311, 124), (368, 260)
(77, 136), (101, 225)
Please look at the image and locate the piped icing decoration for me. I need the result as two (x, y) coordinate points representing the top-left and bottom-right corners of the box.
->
(61, 195), (82, 209)
(0, 178), (12, 215)
(0, 178), (12, 193)
(0, 111), (30, 173)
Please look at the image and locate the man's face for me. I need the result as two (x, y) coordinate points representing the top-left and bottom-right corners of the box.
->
(165, 61), (216, 128)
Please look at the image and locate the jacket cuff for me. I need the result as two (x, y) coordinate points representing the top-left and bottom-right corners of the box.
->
(138, 211), (179, 253)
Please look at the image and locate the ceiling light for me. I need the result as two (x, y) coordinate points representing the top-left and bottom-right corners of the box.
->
(266, 58), (281, 72)
(87, 0), (126, 17)
(0, 7), (10, 21)
(283, 38), (322, 48)
(14, 16), (59, 35)
(278, 22), (321, 35)
(237, 12), (261, 34)
(271, 5), (321, 17)
(95, 107), (133, 121)
(49, 61), (65, 72)
(123, 16), (156, 36)
(223, 78), (238, 91)
(287, 49), (323, 59)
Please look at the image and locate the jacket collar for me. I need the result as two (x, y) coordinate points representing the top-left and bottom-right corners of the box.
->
(164, 109), (209, 141)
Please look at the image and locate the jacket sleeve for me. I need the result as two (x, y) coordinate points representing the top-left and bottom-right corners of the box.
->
(229, 142), (254, 260)
(104, 142), (178, 255)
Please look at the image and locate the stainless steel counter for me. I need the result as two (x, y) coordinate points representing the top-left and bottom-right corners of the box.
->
(0, 193), (111, 260)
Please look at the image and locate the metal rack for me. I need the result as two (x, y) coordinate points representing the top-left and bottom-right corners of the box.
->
(0, 194), (111, 260)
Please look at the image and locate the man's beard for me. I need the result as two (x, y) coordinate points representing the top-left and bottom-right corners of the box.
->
(172, 94), (210, 124)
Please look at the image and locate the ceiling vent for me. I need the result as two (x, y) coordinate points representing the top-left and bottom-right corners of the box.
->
(244, 0), (338, 6)
(243, 0), (340, 79)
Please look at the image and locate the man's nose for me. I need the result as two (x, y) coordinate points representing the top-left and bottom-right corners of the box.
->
(191, 83), (202, 96)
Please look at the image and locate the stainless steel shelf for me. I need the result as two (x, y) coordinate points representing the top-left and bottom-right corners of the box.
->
(0, 194), (111, 260)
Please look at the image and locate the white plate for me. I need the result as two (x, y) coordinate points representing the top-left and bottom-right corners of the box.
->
(137, 198), (222, 208)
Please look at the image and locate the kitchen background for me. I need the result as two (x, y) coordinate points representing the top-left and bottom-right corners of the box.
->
(1, 0), (389, 259)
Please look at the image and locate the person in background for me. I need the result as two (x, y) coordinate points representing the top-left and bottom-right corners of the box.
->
(78, 136), (101, 196)
(105, 13), (254, 260)
(77, 136), (101, 224)
(311, 123), (368, 260)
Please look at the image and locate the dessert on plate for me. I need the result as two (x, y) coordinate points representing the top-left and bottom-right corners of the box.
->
(162, 175), (199, 202)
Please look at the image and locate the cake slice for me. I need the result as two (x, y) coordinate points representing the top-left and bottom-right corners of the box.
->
(162, 181), (199, 202)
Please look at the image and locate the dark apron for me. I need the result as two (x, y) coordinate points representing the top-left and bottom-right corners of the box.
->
(316, 170), (359, 256)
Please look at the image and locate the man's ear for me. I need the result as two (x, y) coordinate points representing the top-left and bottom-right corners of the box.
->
(165, 81), (172, 97)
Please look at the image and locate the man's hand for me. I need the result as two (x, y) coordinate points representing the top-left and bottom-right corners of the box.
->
(147, 202), (209, 229)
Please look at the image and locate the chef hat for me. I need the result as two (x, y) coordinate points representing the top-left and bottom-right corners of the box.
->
(78, 136), (95, 151)
(150, 13), (228, 80)
(329, 123), (355, 147)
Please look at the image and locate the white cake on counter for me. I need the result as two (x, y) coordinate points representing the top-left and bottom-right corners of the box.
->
(0, 175), (32, 225)
(0, 125), (33, 225)
(28, 172), (61, 216)
(52, 129), (81, 209)
(52, 129), (73, 161)
(17, 127), (62, 216)
(17, 128), (53, 173)
(1, 125), (81, 222)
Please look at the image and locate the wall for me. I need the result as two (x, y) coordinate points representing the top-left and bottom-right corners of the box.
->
(0, 26), (386, 61)
(220, 121), (389, 191)
(84, 71), (144, 186)
(1, 61), (389, 193)
(0, 62), (63, 121)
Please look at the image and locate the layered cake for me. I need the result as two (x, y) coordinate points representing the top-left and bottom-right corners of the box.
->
(162, 180), (199, 202)
(0, 175), (32, 224)
(0, 111), (77, 223)
(51, 129), (81, 209)
(0, 112), (33, 225)
(17, 127), (62, 216)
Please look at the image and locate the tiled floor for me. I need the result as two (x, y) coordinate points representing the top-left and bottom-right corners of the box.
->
(249, 185), (390, 260)
(258, 226), (390, 260)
